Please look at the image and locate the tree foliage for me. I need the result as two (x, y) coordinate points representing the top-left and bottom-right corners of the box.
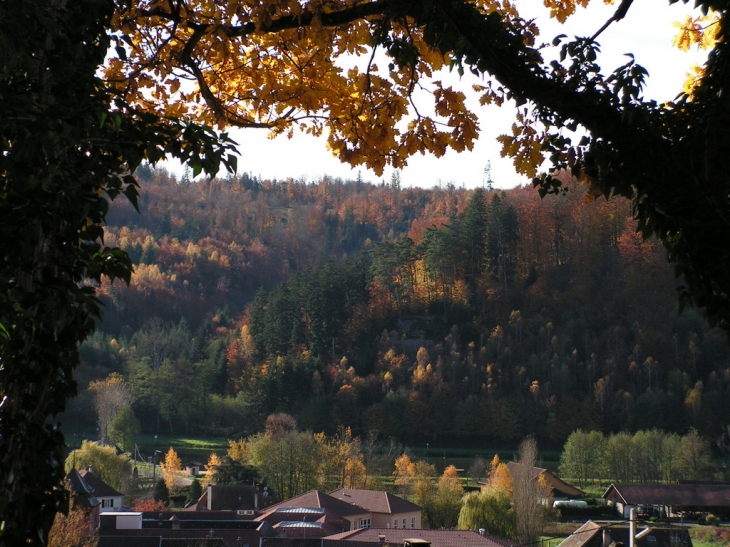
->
(458, 487), (516, 540)
(104, 0), (730, 337)
(512, 437), (550, 545)
(559, 428), (714, 484)
(90, 373), (135, 446)
(153, 479), (170, 505)
(47, 502), (98, 547)
(108, 406), (141, 453)
(64, 441), (132, 492)
(0, 0), (235, 541)
(160, 447), (183, 494)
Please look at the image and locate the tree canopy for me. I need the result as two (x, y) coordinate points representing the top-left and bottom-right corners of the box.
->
(106, 0), (730, 332)
(4, 0), (730, 543)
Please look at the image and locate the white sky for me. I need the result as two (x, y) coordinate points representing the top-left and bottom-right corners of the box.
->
(174, 0), (711, 189)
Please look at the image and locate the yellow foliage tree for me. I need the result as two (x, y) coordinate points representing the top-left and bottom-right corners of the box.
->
(227, 439), (249, 463)
(315, 426), (367, 490)
(487, 454), (513, 495)
(159, 447), (182, 494)
(204, 452), (223, 485)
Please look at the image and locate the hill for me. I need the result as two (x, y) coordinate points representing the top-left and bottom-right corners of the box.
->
(65, 168), (730, 446)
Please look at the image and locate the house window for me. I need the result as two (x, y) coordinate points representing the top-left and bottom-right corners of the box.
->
(394, 519), (398, 528)
(360, 519), (371, 529)
(411, 517), (415, 528)
(402, 519), (406, 528)
(101, 499), (112, 508)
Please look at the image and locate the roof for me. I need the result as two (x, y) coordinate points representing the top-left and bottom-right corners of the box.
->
(603, 483), (730, 508)
(79, 470), (123, 498)
(65, 468), (101, 509)
(558, 521), (692, 547)
(259, 490), (369, 518)
(324, 528), (517, 547)
(556, 521), (603, 547)
(329, 488), (422, 515)
(504, 463), (585, 498)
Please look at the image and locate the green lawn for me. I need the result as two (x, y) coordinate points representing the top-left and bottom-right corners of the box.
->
(539, 535), (567, 547)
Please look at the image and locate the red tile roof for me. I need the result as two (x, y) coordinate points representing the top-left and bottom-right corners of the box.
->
(325, 528), (517, 547)
(328, 489), (422, 515)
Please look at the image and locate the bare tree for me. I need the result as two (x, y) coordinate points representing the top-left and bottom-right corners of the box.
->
(512, 437), (550, 545)
(89, 373), (134, 445)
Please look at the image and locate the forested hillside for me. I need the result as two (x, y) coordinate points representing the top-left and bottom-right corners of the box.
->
(67, 168), (730, 447)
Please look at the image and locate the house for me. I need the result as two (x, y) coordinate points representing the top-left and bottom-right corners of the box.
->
(478, 463), (584, 500)
(79, 468), (124, 513)
(329, 488), (423, 530)
(558, 520), (692, 547)
(256, 489), (423, 538)
(603, 483), (730, 518)
(322, 527), (518, 547)
(185, 461), (203, 476)
(187, 484), (276, 515)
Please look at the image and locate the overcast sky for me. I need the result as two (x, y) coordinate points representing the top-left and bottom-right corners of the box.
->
(171, 0), (710, 189)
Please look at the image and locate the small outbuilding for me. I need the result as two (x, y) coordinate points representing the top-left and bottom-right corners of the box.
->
(185, 461), (203, 476)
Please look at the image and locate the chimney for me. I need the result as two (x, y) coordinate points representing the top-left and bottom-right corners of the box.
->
(603, 529), (611, 547)
(379, 535), (386, 544)
(208, 485), (213, 511)
(479, 529), (485, 537)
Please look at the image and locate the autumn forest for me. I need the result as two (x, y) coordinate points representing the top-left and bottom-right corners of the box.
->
(67, 166), (730, 449)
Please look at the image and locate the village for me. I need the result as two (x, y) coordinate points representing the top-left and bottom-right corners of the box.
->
(61, 440), (730, 547)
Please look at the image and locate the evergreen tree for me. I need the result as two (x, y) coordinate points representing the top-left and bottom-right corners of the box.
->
(187, 479), (203, 503)
(462, 188), (488, 282)
(153, 479), (169, 505)
(486, 192), (519, 289)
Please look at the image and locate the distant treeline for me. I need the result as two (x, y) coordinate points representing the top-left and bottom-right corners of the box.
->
(559, 429), (715, 487)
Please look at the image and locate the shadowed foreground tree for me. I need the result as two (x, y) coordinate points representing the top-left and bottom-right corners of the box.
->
(0, 0), (236, 543)
(6, 0), (730, 543)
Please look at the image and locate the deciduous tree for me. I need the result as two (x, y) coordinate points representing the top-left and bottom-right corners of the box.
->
(0, 1), (235, 541)
(458, 487), (516, 540)
(64, 441), (132, 492)
(512, 437), (550, 545)
(160, 447), (183, 494)
(107, 406), (141, 453)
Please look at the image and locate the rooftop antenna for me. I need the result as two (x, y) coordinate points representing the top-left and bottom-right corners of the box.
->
(483, 162), (494, 191)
